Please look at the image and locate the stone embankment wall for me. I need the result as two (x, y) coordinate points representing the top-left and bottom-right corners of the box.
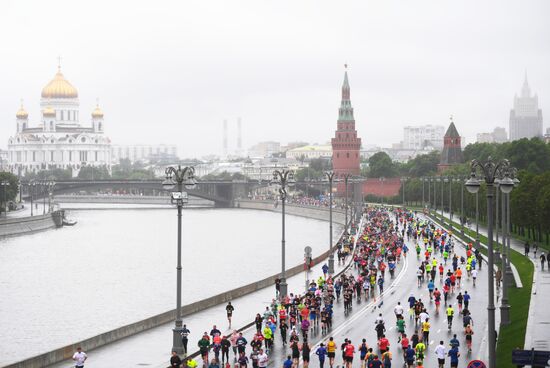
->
(55, 194), (213, 206)
(5, 201), (348, 368)
(235, 199), (347, 225)
(0, 213), (57, 238)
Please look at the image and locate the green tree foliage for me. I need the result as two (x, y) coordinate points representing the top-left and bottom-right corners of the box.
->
(0, 172), (20, 211)
(111, 159), (155, 180)
(401, 151), (440, 177)
(295, 158), (331, 181)
(26, 168), (73, 180)
(368, 152), (399, 178)
(463, 138), (550, 174)
(77, 165), (111, 180)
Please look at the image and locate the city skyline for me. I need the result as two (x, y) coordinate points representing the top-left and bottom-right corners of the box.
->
(1, 1), (549, 158)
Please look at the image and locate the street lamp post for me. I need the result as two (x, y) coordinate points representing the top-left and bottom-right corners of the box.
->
(271, 169), (296, 300)
(324, 171), (336, 274)
(495, 180), (501, 262)
(341, 173), (352, 233)
(1, 181), (9, 217)
(401, 177), (407, 207)
(378, 177), (385, 206)
(440, 176), (445, 221)
(460, 177), (464, 237)
(422, 178), (426, 209)
(500, 169), (519, 326)
(29, 180), (36, 217)
(465, 157), (514, 368)
(475, 191), (480, 248)
(428, 177), (431, 209)
(42, 182), (47, 215)
(448, 176), (453, 232)
(162, 165), (197, 356)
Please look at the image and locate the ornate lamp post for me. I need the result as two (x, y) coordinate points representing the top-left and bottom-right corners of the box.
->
(29, 180), (36, 217)
(378, 176), (385, 206)
(465, 157), (514, 368)
(270, 169), (296, 300)
(341, 173), (352, 233)
(500, 167), (519, 326)
(447, 176), (452, 232)
(420, 177), (426, 209)
(162, 165), (197, 356)
(324, 171), (336, 274)
(400, 177), (408, 207)
(440, 176), (445, 221)
(428, 177), (432, 209)
(1, 180), (9, 217)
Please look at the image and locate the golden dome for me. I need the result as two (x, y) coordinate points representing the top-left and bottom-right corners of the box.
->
(41, 67), (78, 99)
(43, 106), (56, 117)
(91, 104), (104, 118)
(16, 104), (28, 119)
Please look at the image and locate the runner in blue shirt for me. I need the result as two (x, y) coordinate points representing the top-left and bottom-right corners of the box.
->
(447, 346), (460, 368)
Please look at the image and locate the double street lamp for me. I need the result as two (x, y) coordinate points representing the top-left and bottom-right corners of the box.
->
(270, 169), (296, 300)
(324, 171), (336, 275)
(162, 165), (197, 355)
(465, 157), (514, 368)
(340, 173), (352, 233)
(1, 181), (10, 217)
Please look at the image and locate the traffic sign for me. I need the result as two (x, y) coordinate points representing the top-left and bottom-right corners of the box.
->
(467, 360), (486, 368)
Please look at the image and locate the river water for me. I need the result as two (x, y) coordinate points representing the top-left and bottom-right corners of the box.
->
(0, 205), (340, 366)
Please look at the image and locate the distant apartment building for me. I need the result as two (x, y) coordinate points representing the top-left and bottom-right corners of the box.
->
(403, 125), (445, 150)
(509, 73), (543, 141)
(544, 128), (550, 144)
(248, 141), (281, 158)
(111, 144), (178, 164)
(476, 127), (508, 143)
(286, 145), (332, 160)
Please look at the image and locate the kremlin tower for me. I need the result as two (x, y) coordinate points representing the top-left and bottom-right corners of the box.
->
(331, 66), (361, 175)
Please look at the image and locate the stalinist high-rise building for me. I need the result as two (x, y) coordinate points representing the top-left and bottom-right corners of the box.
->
(509, 73), (543, 141)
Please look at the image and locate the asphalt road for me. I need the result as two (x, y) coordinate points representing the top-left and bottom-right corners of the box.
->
(227, 216), (490, 368)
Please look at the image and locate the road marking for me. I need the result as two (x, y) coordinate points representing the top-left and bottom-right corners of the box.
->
(310, 245), (411, 349)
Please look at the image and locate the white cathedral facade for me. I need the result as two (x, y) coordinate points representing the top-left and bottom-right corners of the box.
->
(7, 65), (111, 177)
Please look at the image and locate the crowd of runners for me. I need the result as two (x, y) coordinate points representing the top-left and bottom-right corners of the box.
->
(171, 206), (484, 368)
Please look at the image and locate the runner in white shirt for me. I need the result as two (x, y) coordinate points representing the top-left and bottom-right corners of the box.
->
(471, 269), (478, 286)
(419, 310), (430, 324)
(433, 341), (446, 368)
(72, 347), (87, 368)
(394, 302), (404, 320)
(257, 349), (269, 368)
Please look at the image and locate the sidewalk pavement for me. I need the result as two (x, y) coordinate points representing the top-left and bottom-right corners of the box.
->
(434, 209), (550, 351)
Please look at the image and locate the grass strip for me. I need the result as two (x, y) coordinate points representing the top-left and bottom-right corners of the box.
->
(426, 212), (534, 367)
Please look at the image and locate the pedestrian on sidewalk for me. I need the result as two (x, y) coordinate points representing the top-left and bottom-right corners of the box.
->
(226, 302), (234, 328)
(72, 347), (87, 368)
(534, 243), (539, 258)
(525, 241), (530, 256)
(181, 324), (191, 355)
(540, 253), (546, 271)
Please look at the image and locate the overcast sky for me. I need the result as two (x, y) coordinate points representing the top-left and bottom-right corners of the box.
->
(1, 0), (549, 158)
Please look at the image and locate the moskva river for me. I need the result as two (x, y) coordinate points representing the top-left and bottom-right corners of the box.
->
(0, 205), (340, 366)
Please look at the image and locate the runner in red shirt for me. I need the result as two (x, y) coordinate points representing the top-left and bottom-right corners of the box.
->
(344, 339), (355, 368)
(378, 334), (390, 354)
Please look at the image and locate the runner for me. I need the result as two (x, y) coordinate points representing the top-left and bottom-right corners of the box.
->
(446, 304), (455, 330)
(316, 343), (327, 368)
(327, 337), (336, 368)
(447, 343), (460, 368)
(226, 302), (234, 328)
(433, 341), (446, 368)
(464, 324), (474, 352)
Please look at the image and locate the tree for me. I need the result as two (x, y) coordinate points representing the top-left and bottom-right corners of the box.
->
(77, 165), (111, 180)
(368, 152), (399, 178)
(402, 151), (440, 177)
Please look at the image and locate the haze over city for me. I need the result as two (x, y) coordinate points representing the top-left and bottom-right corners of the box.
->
(1, 1), (549, 157)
